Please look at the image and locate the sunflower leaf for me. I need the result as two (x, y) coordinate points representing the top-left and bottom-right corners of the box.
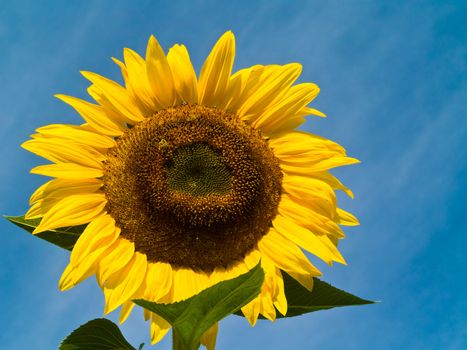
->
(279, 272), (374, 317)
(59, 318), (135, 350)
(235, 271), (374, 319)
(134, 263), (264, 350)
(4, 215), (84, 251)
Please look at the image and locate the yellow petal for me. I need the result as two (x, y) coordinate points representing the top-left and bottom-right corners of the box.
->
(87, 85), (142, 125)
(35, 124), (116, 149)
(58, 263), (75, 291)
(31, 163), (103, 179)
(111, 57), (128, 85)
(55, 94), (125, 136)
(81, 71), (143, 122)
(280, 157), (360, 174)
(146, 35), (178, 107)
(298, 106), (326, 117)
(172, 268), (209, 302)
(61, 232), (121, 290)
(329, 235), (339, 247)
(272, 214), (346, 265)
(310, 171), (354, 198)
(198, 31), (235, 107)
(241, 295), (261, 326)
(29, 180), (53, 204)
(258, 228), (321, 277)
(279, 195), (344, 238)
(336, 208), (360, 226)
(225, 65), (264, 112)
(167, 44), (198, 104)
(97, 238), (135, 287)
(259, 291), (276, 321)
(26, 179), (102, 220)
(123, 48), (161, 115)
(119, 301), (135, 324)
(288, 271), (314, 291)
(150, 313), (171, 345)
(62, 256), (97, 289)
(103, 252), (147, 314)
(272, 269), (288, 316)
(282, 175), (337, 218)
(33, 194), (106, 233)
(29, 178), (102, 204)
(270, 131), (346, 158)
(22, 139), (104, 169)
(257, 258), (279, 321)
(144, 262), (173, 302)
(70, 214), (119, 268)
(25, 201), (43, 219)
(144, 309), (151, 321)
(210, 262), (248, 286)
(62, 221), (119, 289)
(238, 63), (302, 122)
(200, 323), (218, 350)
(243, 249), (262, 270)
(253, 83), (320, 135)
(267, 117), (305, 136)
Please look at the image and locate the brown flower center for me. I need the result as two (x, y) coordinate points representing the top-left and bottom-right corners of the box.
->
(103, 105), (282, 272)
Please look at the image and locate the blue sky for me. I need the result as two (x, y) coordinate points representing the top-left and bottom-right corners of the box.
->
(0, 1), (466, 349)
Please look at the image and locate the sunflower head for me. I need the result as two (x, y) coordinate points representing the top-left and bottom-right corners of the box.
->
(103, 104), (282, 271)
(22, 31), (359, 347)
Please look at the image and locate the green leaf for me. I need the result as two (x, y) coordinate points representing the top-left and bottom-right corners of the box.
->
(59, 318), (135, 350)
(235, 272), (374, 319)
(4, 215), (84, 251)
(279, 273), (374, 317)
(134, 263), (264, 350)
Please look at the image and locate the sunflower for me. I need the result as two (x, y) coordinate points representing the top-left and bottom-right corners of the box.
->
(23, 31), (359, 348)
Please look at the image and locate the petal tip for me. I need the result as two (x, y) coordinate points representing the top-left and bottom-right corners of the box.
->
(224, 30), (235, 38)
(32, 225), (46, 235)
(80, 71), (95, 81)
(147, 34), (159, 47)
(54, 93), (67, 101)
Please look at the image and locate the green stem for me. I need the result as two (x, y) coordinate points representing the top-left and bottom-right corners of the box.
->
(172, 329), (185, 350)
(172, 329), (200, 350)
